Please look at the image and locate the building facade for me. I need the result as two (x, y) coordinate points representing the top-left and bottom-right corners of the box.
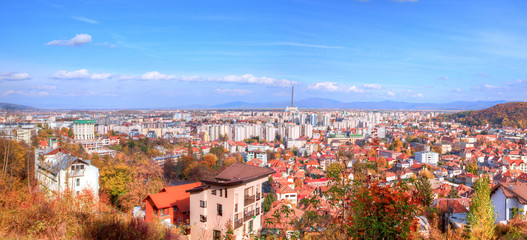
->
(187, 163), (274, 240)
(415, 151), (439, 165)
(73, 119), (96, 140)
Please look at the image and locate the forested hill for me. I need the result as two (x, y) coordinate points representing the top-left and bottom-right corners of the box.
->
(0, 103), (38, 111)
(442, 102), (527, 128)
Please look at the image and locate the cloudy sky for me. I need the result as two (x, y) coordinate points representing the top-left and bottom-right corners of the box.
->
(1, 0), (526, 108)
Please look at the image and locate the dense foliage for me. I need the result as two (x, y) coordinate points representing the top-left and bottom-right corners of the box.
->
(440, 102), (527, 128)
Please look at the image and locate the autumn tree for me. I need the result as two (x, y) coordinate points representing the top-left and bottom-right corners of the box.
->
(224, 156), (237, 167)
(201, 153), (218, 168)
(466, 162), (478, 175)
(348, 177), (422, 239)
(467, 177), (495, 240)
(100, 164), (133, 205)
(163, 158), (176, 181)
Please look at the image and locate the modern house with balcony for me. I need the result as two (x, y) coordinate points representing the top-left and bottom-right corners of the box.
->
(187, 163), (275, 240)
(35, 147), (99, 197)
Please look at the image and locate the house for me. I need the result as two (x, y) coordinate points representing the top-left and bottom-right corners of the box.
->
(261, 202), (304, 239)
(144, 182), (202, 227)
(34, 147), (99, 197)
(187, 163), (275, 240)
(275, 185), (298, 206)
(491, 182), (527, 224)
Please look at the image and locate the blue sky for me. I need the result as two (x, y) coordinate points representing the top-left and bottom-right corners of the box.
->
(1, 0), (526, 108)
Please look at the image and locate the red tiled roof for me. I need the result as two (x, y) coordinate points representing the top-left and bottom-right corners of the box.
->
(144, 182), (202, 211)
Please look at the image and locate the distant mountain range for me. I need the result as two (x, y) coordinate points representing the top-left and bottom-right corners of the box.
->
(0, 99), (509, 111)
(0, 103), (39, 111)
(182, 98), (508, 110)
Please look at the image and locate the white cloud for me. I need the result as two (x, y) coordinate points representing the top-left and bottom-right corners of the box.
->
(139, 72), (295, 87)
(413, 93), (423, 97)
(483, 84), (498, 89)
(308, 82), (363, 93)
(1, 90), (48, 97)
(348, 86), (364, 93)
(1, 90), (15, 97)
(440, 76), (449, 80)
(454, 88), (463, 92)
(0, 72), (32, 81)
(34, 85), (57, 90)
(46, 34), (92, 46)
(94, 42), (116, 48)
(308, 82), (340, 92)
(71, 16), (98, 24)
(386, 91), (396, 97)
(478, 73), (490, 77)
(215, 88), (251, 95)
(53, 69), (113, 80)
(90, 73), (114, 80)
(362, 83), (382, 89)
(393, 0), (418, 2)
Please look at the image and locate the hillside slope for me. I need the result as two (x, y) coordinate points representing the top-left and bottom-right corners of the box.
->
(447, 102), (527, 128)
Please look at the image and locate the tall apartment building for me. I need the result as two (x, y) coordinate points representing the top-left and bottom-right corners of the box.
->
(264, 125), (276, 142)
(309, 113), (318, 126)
(187, 163), (275, 240)
(73, 119), (95, 140)
(415, 151), (439, 165)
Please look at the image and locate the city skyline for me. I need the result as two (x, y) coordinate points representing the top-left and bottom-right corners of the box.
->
(1, 0), (527, 108)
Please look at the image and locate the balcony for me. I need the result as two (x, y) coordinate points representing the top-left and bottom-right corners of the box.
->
(244, 210), (255, 221)
(256, 192), (261, 201)
(234, 218), (243, 229)
(244, 194), (255, 206)
(69, 169), (85, 177)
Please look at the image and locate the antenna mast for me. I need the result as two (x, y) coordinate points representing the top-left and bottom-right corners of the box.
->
(291, 86), (294, 107)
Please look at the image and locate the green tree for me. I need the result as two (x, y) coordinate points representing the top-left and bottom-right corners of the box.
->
(415, 176), (434, 207)
(263, 192), (276, 212)
(67, 128), (74, 138)
(467, 177), (495, 240)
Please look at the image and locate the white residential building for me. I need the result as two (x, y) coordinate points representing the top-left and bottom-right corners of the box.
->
(35, 147), (99, 197)
(188, 163), (274, 240)
(491, 182), (527, 224)
(73, 119), (95, 140)
(415, 151), (439, 165)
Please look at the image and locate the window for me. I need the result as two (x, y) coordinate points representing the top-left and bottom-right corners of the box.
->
(217, 204), (223, 216)
(212, 189), (217, 195)
(200, 215), (207, 222)
(200, 200), (207, 208)
(178, 217), (181, 224)
(76, 178), (80, 186)
(71, 166), (75, 171)
(213, 230), (221, 240)
(161, 208), (168, 216)
(224, 188), (227, 198)
(79, 165), (84, 170)
(220, 189), (223, 197)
